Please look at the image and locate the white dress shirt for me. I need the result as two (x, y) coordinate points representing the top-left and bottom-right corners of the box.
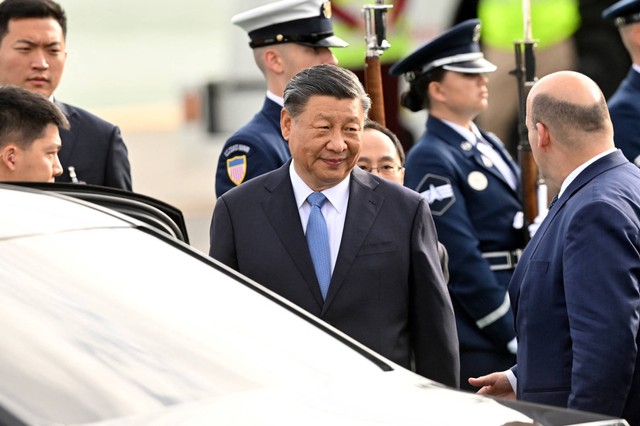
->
(290, 161), (350, 273)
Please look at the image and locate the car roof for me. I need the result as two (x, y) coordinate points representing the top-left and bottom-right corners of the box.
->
(0, 184), (134, 240)
(1, 182), (189, 243)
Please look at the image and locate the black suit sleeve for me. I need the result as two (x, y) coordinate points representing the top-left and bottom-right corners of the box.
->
(410, 198), (460, 388)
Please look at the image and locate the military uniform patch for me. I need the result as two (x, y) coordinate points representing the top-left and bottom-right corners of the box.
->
(227, 155), (247, 186)
(416, 174), (455, 216)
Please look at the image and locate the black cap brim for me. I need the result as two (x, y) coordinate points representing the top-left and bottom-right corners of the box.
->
(443, 57), (497, 74)
(297, 34), (348, 48)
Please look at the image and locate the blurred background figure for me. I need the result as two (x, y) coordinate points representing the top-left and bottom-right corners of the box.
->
(214, 0), (346, 198)
(603, 0), (640, 166)
(391, 19), (525, 391)
(0, 0), (132, 189)
(0, 84), (69, 182)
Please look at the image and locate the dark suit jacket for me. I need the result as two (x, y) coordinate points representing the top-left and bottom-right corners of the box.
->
(210, 163), (460, 387)
(509, 150), (640, 424)
(215, 97), (291, 198)
(404, 116), (524, 355)
(609, 68), (640, 166)
(55, 101), (131, 191)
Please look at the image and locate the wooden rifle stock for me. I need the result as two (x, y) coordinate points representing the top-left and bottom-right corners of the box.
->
(362, 1), (391, 125)
(365, 55), (386, 125)
(513, 41), (539, 228)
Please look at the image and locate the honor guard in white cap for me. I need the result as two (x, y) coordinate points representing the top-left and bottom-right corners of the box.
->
(391, 19), (526, 390)
(214, 0), (347, 198)
(603, 0), (640, 166)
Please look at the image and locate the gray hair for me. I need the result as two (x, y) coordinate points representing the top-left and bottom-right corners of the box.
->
(0, 85), (69, 150)
(283, 64), (371, 118)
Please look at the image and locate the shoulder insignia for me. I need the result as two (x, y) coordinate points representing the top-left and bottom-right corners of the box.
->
(416, 173), (455, 216)
(227, 155), (247, 186)
(223, 144), (251, 158)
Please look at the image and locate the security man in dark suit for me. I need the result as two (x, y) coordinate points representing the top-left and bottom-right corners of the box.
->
(390, 19), (525, 390)
(210, 64), (459, 388)
(0, 0), (131, 190)
(603, 0), (640, 166)
(215, 0), (347, 198)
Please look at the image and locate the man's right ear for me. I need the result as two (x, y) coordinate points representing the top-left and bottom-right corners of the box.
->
(0, 145), (17, 170)
(263, 48), (284, 74)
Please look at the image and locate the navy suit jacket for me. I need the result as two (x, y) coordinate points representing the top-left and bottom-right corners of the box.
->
(210, 163), (460, 387)
(215, 97), (291, 198)
(609, 68), (640, 166)
(55, 101), (131, 190)
(509, 150), (640, 424)
(404, 116), (524, 355)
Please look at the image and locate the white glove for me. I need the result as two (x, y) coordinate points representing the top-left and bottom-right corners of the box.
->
(528, 209), (548, 238)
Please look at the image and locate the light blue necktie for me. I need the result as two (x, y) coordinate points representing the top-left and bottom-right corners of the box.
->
(306, 192), (331, 300)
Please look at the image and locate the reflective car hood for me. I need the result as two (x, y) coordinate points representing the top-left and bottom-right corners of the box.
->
(87, 372), (624, 426)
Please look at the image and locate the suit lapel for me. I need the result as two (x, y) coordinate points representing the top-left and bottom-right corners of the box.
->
(322, 169), (383, 313)
(54, 101), (80, 166)
(510, 150), (628, 312)
(261, 164), (325, 307)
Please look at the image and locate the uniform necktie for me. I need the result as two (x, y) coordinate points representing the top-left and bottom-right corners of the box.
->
(306, 192), (331, 300)
(475, 136), (518, 190)
(549, 194), (559, 209)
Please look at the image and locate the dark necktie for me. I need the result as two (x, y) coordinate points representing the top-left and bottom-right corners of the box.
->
(306, 192), (331, 300)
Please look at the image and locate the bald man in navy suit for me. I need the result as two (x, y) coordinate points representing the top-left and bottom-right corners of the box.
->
(210, 65), (459, 388)
(470, 71), (640, 425)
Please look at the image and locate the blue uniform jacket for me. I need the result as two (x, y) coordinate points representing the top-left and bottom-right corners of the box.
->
(215, 97), (291, 198)
(404, 115), (524, 354)
(609, 68), (640, 166)
(509, 150), (640, 424)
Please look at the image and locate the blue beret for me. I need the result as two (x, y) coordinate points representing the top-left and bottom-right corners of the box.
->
(389, 19), (496, 80)
(232, 0), (347, 49)
(602, 0), (640, 27)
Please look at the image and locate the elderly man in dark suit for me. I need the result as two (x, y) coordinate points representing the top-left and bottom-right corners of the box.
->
(210, 64), (459, 388)
(603, 0), (640, 167)
(0, 0), (131, 190)
(470, 71), (640, 425)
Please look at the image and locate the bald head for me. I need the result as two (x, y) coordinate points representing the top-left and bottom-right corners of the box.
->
(527, 71), (613, 147)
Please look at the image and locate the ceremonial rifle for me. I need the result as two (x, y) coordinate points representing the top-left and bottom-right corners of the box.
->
(362, 0), (392, 125)
(512, 0), (544, 237)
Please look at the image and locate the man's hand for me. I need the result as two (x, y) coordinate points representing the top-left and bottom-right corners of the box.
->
(468, 371), (516, 399)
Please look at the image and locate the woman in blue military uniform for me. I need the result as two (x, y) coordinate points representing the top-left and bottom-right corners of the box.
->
(390, 19), (526, 390)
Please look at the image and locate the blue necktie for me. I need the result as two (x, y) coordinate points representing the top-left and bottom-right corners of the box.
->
(306, 192), (331, 300)
(549, 194), (559, 209)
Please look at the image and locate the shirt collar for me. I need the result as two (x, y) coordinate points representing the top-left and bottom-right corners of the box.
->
(558, 148), (616, 198)
(633, 63), (640, 75)
(266, 90), (284, 106)
(441, 119), (479, 144)
(289, 160), (350, 213)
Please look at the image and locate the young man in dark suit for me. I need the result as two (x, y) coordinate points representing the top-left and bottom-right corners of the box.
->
(0, 0), (131, 190)
(210, 64), (459, 388)
(470, 71), (640, 425)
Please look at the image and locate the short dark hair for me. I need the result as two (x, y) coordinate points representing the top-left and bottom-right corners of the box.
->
(364, 119), (406, 164)
(0, 0), (67, 41)
(0, 85), (69, 150)
(283, 64), (371, 118)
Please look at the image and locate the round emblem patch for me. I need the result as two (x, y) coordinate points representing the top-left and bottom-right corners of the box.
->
(468, 171), (488, 191)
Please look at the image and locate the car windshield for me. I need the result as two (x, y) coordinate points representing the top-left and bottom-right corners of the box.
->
(0, 228), (386, 425)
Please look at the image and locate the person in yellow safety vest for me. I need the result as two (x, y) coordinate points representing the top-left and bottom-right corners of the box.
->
(331, 0), (415, 151)
(474, 0), (581, 157)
